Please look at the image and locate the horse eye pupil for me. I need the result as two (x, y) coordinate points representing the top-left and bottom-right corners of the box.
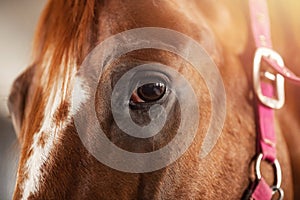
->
(137, 83), (166, 102)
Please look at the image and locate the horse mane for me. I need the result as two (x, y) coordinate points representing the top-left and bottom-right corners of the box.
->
(32, 0), (99, 86)
(17, 0), (100, 142)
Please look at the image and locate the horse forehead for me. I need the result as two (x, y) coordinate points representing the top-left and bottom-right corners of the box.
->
(97, 1), (222, 66)
(99, 0), (209, 36)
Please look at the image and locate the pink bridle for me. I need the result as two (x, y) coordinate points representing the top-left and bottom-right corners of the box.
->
(248, 0), (300, 199)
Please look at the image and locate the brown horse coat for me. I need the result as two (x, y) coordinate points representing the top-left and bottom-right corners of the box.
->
(9, 0), (300, 199)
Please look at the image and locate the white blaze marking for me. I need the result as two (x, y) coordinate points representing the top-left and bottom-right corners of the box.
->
(71, 76), (89, 116)
(21, 64), (77, 200)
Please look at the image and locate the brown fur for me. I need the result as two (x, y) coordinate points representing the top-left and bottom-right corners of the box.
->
(54, 101), (70, 126)
(9, 0), (300, 199)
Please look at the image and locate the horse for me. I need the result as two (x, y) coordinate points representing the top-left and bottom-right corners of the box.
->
(8, 0), (300, 199)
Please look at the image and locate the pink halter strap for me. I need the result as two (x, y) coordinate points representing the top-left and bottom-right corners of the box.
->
(249, 0), (300, 84)
(248, 0), (300, 199)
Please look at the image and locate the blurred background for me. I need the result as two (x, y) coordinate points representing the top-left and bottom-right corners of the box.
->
(0, 0), (47, 199)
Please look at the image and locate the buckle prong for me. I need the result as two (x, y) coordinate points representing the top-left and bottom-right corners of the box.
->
(263, 71), (276, 81)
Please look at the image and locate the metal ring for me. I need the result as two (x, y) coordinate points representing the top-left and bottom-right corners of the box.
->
(255, 153), (282, 189)
(271, 186), (284, 200)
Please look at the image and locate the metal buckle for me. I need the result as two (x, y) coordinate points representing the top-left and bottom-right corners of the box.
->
(253, 47), (285, 109)
(255, 153), (283, 199)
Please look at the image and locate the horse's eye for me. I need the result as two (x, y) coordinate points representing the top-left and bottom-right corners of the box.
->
(131, 83), (166, 103)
